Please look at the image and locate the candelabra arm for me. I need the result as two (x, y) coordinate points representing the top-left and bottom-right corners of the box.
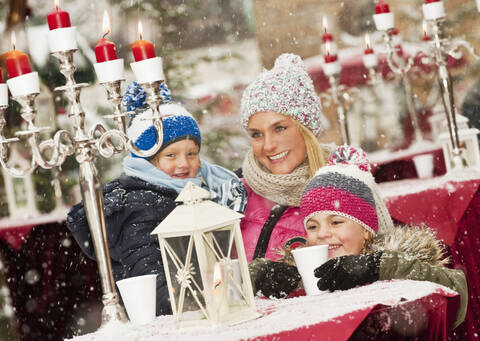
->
(78, 161), (127, 325)
(448, 39), (480, 60)
(401, 76), (424, 143)
(101, 80), (128, 133)
(328, 75), (350, 145)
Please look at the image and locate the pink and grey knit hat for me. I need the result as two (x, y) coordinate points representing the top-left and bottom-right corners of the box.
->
(240, 53), (324, 137)
(300, 146), (378, 236)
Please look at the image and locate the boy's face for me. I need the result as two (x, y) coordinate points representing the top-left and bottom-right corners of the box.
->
(305, 213), (370, 259)
(153, 139), (201, 179)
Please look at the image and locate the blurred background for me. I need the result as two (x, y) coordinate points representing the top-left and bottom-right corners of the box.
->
(0, 0), (479, 339)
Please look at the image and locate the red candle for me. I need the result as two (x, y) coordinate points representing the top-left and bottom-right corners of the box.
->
(425, 0), (440, 3)
(131, 21), (156, 62)
(95, 38), (118, 63)
(364, 34), (374, 54)
(3, 50), (32, 79)
(0, 68), (3, 83)
(47, 0), (71, 30)
(324, 54), (338, 63)
(2, 33), (32, 78)
(375, 0), (390, 14)
(95, 11), (118, 63)
(322, 33), (333, 43)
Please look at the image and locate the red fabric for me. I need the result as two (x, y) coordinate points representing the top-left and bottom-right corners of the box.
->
(382, 179), (480, 340)
(0, 224), (35, 251)
(448, 189), (480, 340)
(383, 179), (480, 246)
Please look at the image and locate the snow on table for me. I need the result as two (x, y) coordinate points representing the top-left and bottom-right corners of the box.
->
(378, 167), (480, 200)
(68, 280), (457, 341)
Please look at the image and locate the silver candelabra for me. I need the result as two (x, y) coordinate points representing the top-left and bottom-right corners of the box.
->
(422, 17), (480, 169)
(0, 48), (166, 329)
(379, 30), (427, 145)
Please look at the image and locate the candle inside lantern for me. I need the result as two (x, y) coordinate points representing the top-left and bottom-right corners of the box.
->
(322, 16), (333, 43)
(212, 262), (229, 319)
(95, 11), (118, 63)
(364, 34), (374, 54)
(47, 0), (71, 30)
(324, 42), (337, 63)
(375, 0), (390, 14)
(131, 21), (156, 62)
(3, 32), (32, 79)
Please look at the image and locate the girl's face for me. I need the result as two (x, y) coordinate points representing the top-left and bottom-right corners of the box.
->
(153, 139), (201, 179)
(305, 213), (371, 259)
(247, 111), (307, 175)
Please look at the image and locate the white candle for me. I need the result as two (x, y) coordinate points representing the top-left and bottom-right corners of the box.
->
(130, 57), (164, 84)
(0, 84), (8, 106)
(373, 12), (394, 31)
(7, 72), (40, 97)
(422, 1), (446, 20)
(93, 59), (125, 83)
(47, 27), (78, 53)
(212, 262), (229, 320)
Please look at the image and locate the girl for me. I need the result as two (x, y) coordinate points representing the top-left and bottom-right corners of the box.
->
(67, 86), (247, 316)
(239, 53), (332, 262)
(251, 146), (467, 328)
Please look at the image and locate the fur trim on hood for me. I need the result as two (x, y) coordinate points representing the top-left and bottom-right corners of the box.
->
(368, 223), (449, 267)
(277, 224), (449, 267)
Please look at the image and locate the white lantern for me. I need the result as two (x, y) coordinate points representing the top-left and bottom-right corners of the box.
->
(151, 182), (259, 327)
(439, 115), (480, 171)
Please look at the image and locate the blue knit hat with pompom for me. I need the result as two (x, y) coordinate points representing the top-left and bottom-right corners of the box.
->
(123, 83), (201, 158)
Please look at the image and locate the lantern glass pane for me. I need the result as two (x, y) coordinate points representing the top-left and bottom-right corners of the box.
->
(164, 236), (207, 320)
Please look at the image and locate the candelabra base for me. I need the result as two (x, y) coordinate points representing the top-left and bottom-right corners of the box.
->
(101, 301), (128, 327)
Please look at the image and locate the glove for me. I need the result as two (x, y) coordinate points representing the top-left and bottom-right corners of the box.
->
(314, 252), (383, 291)
(255, 261), (301, 298)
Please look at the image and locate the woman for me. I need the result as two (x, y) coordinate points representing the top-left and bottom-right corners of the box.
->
(239, 53), (332, 261)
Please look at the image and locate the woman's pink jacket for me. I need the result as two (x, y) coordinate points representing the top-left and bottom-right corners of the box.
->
(240, 180), (306, 261)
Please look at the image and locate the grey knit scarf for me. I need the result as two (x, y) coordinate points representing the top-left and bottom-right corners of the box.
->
(242, 149), (310, 207)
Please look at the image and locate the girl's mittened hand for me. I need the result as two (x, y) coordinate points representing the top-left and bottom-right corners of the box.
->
(255, 261), (301, 299)
(314, 252), (383, 291)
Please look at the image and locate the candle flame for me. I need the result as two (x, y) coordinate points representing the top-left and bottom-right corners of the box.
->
(213, 263), (222, 289)
(364, 33), (371, 50)
(138, 20), (143, 40)
(322, 16), (328, 33)
(102, 11), (111, 38)
(325, 41), (331, 57)
(54, 0), (60, 11)
(422, 21), (428, 36)
(11, 31), (16, 50)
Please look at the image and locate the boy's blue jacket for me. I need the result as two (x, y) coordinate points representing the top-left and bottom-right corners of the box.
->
(66, 174), (177, 315)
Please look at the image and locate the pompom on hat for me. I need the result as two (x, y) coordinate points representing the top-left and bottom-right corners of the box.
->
(240, 53), (325, 137)
(126, 103), (201, 159)
(300, 146), (394, 236)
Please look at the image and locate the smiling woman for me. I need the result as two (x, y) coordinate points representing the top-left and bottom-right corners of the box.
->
(238, 53), (331, 262)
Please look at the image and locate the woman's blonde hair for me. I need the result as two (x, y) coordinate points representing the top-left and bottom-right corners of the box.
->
(292, 119), (329, 178)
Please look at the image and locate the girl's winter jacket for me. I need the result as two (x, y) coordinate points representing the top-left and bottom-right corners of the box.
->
(66, 174), (177, 315)
(249, 224), (467, 328)
(240, 180), (306, 262)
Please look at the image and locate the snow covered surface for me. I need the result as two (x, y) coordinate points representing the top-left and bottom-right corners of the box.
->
(68, 280), (456, 341)
(0, 208), (69, 230)
(378, 167), (480, 199)
(368, 141), (442, 165)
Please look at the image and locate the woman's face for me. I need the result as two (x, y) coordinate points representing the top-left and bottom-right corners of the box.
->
(247, 111), (307, 174)
(305, 213), (370, 259)
(153, 139), (201, 179)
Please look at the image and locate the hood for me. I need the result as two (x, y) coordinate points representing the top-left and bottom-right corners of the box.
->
(369, 223), (449, 267)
